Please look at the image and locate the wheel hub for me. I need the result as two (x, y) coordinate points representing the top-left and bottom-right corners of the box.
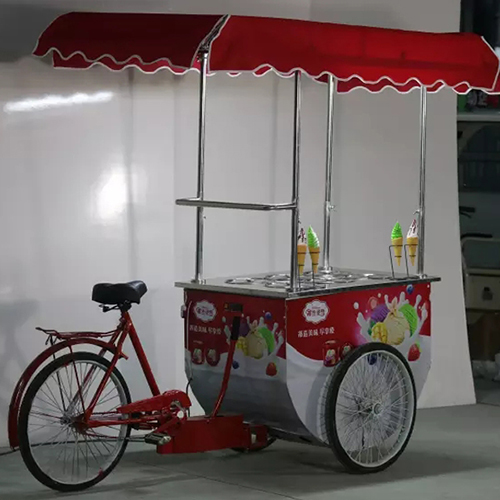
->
(372, 403), (383, 417)
(359, 401), (383, 418)
(60, 415), (72, 426)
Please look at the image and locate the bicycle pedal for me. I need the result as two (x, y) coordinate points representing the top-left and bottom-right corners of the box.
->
(144, 432), (171, 446)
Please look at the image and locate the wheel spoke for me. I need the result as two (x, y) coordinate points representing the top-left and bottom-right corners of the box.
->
(28, 421), (60, 433)
(35, 392), (62, 414)
(30, 408), (60, 420)
(44, 380), (64, 414)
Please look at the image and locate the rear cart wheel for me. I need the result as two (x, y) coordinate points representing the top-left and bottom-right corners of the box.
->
(18, 352), (131, 492)
(325, 343), (416, 473)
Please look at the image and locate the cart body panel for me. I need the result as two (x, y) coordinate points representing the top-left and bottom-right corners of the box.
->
(183, 278), (433, 441)
(285, 282), (431, 441)
(185, 289), (310, 437)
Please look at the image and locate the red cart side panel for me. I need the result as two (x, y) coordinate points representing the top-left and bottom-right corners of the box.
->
(285, 283), (431, 441)
(184, 290), (309, 436)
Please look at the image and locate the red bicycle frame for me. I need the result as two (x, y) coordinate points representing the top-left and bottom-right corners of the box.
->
(9, 306), (269, 453)
(80, 311), (161, 422)
(8, 310), (161, 445)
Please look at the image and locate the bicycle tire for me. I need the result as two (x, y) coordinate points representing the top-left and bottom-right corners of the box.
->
(325, 342), (416, 474)
(18, 352), (131, 492)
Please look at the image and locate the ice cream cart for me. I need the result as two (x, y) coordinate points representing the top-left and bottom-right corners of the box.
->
(8, 12), (500, 492)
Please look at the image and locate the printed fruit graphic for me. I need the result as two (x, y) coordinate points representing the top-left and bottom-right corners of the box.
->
(239, 320), (250, 337)
(236, 337), (248, 355)
(408, 343), (421, 362)
(371, 304), (389, 323)
(341, 343), (353, 359)
(192, 348), (203, 364)
(206, 349), (219, 367)
(384, 298), (410, 345)
(247, 332), (268, 359)
(257, 326), (276, 354)
(324, 348), (337, 367)
(384, 311), (409, 345)
(266, 362), (277, 377)
(371, 322), (388, 343)
(399, 304), (418, 336)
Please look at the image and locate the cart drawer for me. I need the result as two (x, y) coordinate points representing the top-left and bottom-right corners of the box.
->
(465, 274), (500, 311)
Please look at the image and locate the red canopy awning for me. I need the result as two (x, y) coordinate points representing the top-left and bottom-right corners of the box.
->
(34, 12), (500, 94)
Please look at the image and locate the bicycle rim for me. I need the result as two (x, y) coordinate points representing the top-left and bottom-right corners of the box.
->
(23, 355), (129, 487)
(334, 349), (415, 468)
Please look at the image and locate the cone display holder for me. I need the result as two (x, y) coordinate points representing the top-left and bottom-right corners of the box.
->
(389, 244), (418, 280)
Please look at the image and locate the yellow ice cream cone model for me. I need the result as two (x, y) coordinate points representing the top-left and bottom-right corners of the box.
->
(307, 226), (321, 274)
(391, 222), (403, 266)
(406, 218), (419, 266)
(297, 227), (307, 275)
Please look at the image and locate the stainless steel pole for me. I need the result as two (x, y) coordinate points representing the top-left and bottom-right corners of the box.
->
(194, 52), (208, 283)
(321, 75), (336, 273)
(290, 71), (302, 291)
(417, 87), (428, 277)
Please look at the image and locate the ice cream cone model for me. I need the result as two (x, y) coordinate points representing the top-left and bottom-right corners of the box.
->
(297, 227), (307, 275)
(406, 218), (419, 266)
(307, 226), (321, 274)
(391, 221), (403, 266)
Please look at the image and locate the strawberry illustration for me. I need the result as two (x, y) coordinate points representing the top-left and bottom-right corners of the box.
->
(408, 343), (421, 362)
(266, 362), (278, 377)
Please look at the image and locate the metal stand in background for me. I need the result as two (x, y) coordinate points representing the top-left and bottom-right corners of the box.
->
(194, 51), (208, 284)
(290, 71), (302, 291)
(417, 87), (428, 278)
(320, 75), (336, 275)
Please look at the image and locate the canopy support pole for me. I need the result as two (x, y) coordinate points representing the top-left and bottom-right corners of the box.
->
(290, 71), (302, 291)
(194, 51), (208, 283)
(417, 87), (428, 277)
(321, 75), (336, 274)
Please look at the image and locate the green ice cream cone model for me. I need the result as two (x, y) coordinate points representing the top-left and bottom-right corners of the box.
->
(307, 226), (320, 274)
(391, 222), (403, 266)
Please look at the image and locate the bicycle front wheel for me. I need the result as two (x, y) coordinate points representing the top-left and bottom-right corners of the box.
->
(18, 352), (131, 492)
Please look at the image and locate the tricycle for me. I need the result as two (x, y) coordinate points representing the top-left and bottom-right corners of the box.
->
(7, 12), (500, 492)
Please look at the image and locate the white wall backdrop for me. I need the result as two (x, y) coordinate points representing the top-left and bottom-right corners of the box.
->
(0, 0), (471, 447)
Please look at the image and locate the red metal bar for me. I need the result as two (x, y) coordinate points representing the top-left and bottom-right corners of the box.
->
(86, 416), (156, 428)
(117, 390), (191, 414)
(84, 327), (129, 418)
(69, 345), (89, 415)
(125, 312), (161, 396)
(210, 339), (236, 418)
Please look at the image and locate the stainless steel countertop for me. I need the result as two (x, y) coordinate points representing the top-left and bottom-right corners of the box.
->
(175, 268), (441, 299)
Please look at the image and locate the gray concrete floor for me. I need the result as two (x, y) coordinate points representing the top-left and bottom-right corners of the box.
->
(1, 405), (500, 499)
